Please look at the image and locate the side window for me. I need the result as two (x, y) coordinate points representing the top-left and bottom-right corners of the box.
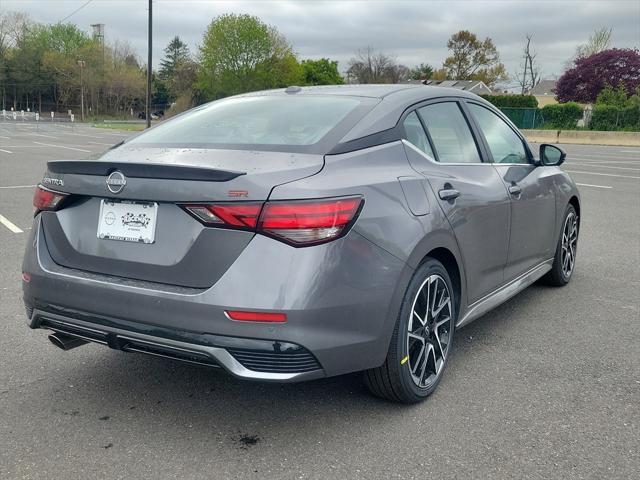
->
(468, 104), (528, 164)
(402, 111), (435, 159)
(418, 103), (482, 163)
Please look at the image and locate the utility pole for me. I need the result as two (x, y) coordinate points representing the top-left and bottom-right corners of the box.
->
(78, 59), (86, 122)
(146, 0), (152, 129)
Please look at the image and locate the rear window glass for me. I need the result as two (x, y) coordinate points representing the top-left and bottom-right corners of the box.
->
(128, 96), (362, 147)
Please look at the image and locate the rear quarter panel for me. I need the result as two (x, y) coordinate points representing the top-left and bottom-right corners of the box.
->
(269, 141), (467, 366)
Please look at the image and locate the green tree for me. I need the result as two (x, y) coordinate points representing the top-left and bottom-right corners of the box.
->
(159, 36), (190, 80)
(409, 63), (434, 80)
(442, 30), (507, 87)
(197, 14), (302, 99)
(596, 82), (629, 107)
(301, 58), (343, 85)
(158, 36), (196, 103)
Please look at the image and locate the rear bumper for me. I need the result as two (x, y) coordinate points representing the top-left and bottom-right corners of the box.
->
(29, 306), (324, 382)
(22, 216), (410, 381)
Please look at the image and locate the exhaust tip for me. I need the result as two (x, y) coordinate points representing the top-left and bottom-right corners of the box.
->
(48, 332), (88, 351)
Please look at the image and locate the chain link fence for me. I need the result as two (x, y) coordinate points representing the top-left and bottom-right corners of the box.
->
(499, 108), (545, 129)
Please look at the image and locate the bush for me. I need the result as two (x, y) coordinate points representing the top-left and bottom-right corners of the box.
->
(590, 104), (640, 131)
(596, 83), (629, 108)
(540, 103), (583, 129)
(480, 94), (538, 108)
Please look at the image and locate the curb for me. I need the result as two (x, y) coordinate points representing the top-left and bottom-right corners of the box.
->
(523, 129), (640, 147)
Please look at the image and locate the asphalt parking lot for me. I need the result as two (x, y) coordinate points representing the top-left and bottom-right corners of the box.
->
(1, 121), (638, 479)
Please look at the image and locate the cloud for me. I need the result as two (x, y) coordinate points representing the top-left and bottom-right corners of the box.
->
(5, 0), (639, 82)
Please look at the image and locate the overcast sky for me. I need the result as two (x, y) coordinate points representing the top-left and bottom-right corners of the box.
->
(5, 0), (640, 85)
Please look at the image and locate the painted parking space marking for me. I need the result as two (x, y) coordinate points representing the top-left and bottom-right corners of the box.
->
(575, 183), (612, 189)
(61, 131), (111, 139)
(33, 141), (91, 153)
(564, 170), (640, 179)
(88, 141), (116, 146)
(569, 157), (640, 165)
(0, 145), (50, 148)
(32, 133), (59, 139)
(566, 152), (639, 160)
(0, 214), (23, 233)
(565, 163), (640, 171)
(0, 184), (36, 189)
(0, 148), (13, 154)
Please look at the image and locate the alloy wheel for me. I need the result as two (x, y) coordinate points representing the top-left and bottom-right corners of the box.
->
(407, 274), (452, 388)
(561, 212), (578, 278)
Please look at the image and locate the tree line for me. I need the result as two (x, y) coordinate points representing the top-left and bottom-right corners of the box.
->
(0, 11), (513, 117)
(1, 10), (637, 119)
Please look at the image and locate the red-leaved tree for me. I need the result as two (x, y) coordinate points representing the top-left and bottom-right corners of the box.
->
(556, 48), (640, 103)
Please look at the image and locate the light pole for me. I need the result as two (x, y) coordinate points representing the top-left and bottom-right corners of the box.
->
(77, 59), (86, 122)
(146, 0), (152, 129)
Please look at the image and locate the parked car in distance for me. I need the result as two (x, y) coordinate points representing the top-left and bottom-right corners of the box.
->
(137, 110), (164, 120)
(22, 85), (580, 403)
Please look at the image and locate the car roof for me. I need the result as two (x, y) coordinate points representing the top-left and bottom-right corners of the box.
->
(240, 83), (478, 100)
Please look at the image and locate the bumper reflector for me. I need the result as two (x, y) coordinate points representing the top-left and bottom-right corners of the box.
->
(225, 310), (287, 323)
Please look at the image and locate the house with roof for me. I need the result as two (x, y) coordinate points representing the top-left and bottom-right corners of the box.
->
(403, 79), (493, 95)
(530, 79), (558, 106)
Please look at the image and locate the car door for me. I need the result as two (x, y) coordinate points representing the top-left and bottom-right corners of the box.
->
(465, 102), (557, 282)
(402, 101), (511, 304)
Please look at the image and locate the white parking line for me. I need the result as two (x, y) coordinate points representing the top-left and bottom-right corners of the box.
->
(0, 184), (36, 189)
(0, 135), (10, 139)
(0, 214), (23, 233)
(575, 183), (612, 189)
(0, 148), (13, 154)
(33, 141), (91, 153)
(570, 160), (640, 167)
(567, 152), (639, 160)
(620, 150), (640, 154)
(32, 133), (59, 139)
(565, 170), (640, 179)
(565, 163), (640, 171)
(88, 141), (116, 146)
(62, 131), (109, 138)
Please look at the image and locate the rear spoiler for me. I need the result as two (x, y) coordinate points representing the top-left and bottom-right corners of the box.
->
(46, 160), (245, 182)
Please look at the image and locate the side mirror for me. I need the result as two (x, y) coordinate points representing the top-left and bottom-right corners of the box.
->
(539, 144), (566, 166)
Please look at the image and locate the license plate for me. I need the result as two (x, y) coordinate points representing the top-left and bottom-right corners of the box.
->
(97, 200), (158, 244)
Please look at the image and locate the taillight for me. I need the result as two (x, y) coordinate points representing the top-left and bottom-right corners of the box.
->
(183, 203), (262, 229)
(33, 185), (68, 211)
(181, 196), (363, 246)
(225, 310), (287, 323)
(258, 196), (363, 246)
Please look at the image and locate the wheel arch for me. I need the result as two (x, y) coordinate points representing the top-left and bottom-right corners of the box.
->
(569, 195), (581, 226)
(420, 247), (462, 318)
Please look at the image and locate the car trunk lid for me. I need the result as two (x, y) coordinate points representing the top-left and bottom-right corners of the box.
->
(39, 147), (324, 288)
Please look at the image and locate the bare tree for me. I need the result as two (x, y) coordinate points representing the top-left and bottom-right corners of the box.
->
(575, 27), (612, 59)
(346, 46), (400, 84)
(514, 34), (540, 94)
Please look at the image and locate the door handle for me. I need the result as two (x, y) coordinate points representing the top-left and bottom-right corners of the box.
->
(508, 185), (522, 196)
(439, 188), (460, 201)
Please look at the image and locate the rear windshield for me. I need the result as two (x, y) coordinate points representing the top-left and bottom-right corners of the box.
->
(128, 95), (366, 151)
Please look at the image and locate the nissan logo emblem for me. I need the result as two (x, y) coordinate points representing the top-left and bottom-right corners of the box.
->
(106, 171), (127, 194)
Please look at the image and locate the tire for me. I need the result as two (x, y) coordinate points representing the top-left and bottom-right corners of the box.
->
(364, 258), (456, 403)
(542, 204), (579, 286)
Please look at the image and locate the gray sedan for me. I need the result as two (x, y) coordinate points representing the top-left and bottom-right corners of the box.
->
(22, 84), (580, 403)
